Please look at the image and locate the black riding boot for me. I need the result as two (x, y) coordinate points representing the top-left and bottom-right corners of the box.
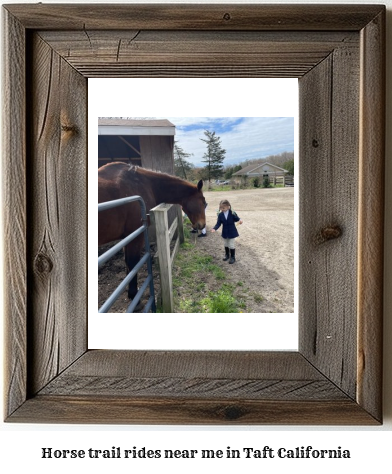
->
(229, 248), (236, 264)
(223, 247), (230, 261)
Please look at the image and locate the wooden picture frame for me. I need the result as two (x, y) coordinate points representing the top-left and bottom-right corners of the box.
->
(3, 4), (385, 424)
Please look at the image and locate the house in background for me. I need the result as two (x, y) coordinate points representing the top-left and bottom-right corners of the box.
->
(98, 118), (175, 174)
(232, 162), (292, 186)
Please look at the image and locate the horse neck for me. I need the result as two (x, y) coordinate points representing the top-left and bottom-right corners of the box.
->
(150, 173), (195, 205)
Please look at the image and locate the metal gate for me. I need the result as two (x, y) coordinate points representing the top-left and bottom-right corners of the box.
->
(98, 195), (156, 313)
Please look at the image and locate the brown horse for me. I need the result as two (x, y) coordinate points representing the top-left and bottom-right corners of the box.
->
(98, 162), (206, 303)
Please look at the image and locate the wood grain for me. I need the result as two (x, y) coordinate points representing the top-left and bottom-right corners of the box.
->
(37, 351), (346, 400)
(27, 33), (87, 395)
(39, 377), (346, 400)
(151, 206), (174, 312)
(357, 9), (385, 422)
(2, 9), (27, 419)
(38, 30), (358, 78)
(4, 4), (384, 31)
(54, 350), (326, 379)
(18, 351), (375, 424)
(9, 396), (378, 425)
(140, 136), (174, 173)
(2, 3), (385, 425)
(299, 41), (360, 399)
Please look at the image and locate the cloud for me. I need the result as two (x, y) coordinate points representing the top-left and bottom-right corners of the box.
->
(165, 117), (294, 166)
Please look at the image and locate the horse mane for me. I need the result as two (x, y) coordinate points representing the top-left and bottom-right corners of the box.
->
(128, 165), (198, 191)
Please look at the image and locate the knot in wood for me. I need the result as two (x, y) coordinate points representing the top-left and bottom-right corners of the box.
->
(34, 252), (53, 274)
(312, 139), (319, 148)
(61, 124), (77, 132)
(223, 13), (231, 21)
(315, 225), (342, 245)
(223, 405), (244, 420)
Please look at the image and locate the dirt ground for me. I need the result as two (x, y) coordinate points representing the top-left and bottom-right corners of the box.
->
(98, 187), (294, 313)
(98, 243), (160, 313)
(202, 187), (294, 313)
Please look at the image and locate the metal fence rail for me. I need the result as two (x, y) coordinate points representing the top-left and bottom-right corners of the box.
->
(98, 195), (156, 313)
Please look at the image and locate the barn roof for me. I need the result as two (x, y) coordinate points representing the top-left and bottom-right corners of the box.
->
(233, 162), (288, 176)
(98, 118), (175, 136)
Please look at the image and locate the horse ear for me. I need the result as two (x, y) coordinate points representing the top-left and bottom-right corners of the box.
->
(197, 180), (203, 191)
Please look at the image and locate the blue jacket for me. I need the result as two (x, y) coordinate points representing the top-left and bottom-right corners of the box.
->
(213, 210), (240, 239)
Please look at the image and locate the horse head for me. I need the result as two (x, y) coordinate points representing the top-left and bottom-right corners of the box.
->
(182, 180), (207, 230)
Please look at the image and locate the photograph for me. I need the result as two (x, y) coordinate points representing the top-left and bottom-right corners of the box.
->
(98, 116), (295, 314)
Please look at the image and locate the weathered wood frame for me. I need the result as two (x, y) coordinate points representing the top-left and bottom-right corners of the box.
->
(3, 4), (385, 424)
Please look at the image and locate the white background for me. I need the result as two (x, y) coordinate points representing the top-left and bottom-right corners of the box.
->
(89, 77), (299, 351)
(1, 1), (391, 473)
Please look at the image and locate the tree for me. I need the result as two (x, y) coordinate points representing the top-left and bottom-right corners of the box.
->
(252, 177), (261, 188)
(239, 151), (294, 170)
(173, 141), (194, 180)
(262, 176), (271, 188)
(283, 159), (294, 176)
(200, 130), (226, 182)
(224, 164), (242, 179)
(190, 167), (208, 183)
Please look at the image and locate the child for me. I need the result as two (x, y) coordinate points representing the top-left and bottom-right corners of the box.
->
(211, 199), (243, 263)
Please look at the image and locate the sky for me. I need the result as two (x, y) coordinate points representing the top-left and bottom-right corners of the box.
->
(90, 77), (298, 168)
(163, 116), (294, 167)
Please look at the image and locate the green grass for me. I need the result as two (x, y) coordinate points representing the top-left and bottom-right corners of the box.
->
(175, 250), (225, 281)
(200, 288), (238, 313)
(177, 286), (244, 313)
(172, 239), (246, 313)
(208, 185), (231, 191)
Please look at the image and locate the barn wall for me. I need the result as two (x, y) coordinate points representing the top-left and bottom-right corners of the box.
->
(248, 171), (286, 176)
(140, 135), (174, 174)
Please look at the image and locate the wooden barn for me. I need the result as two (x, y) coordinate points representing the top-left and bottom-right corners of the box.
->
(232, 162), (291, 185)
(98, 118), (175, 173)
